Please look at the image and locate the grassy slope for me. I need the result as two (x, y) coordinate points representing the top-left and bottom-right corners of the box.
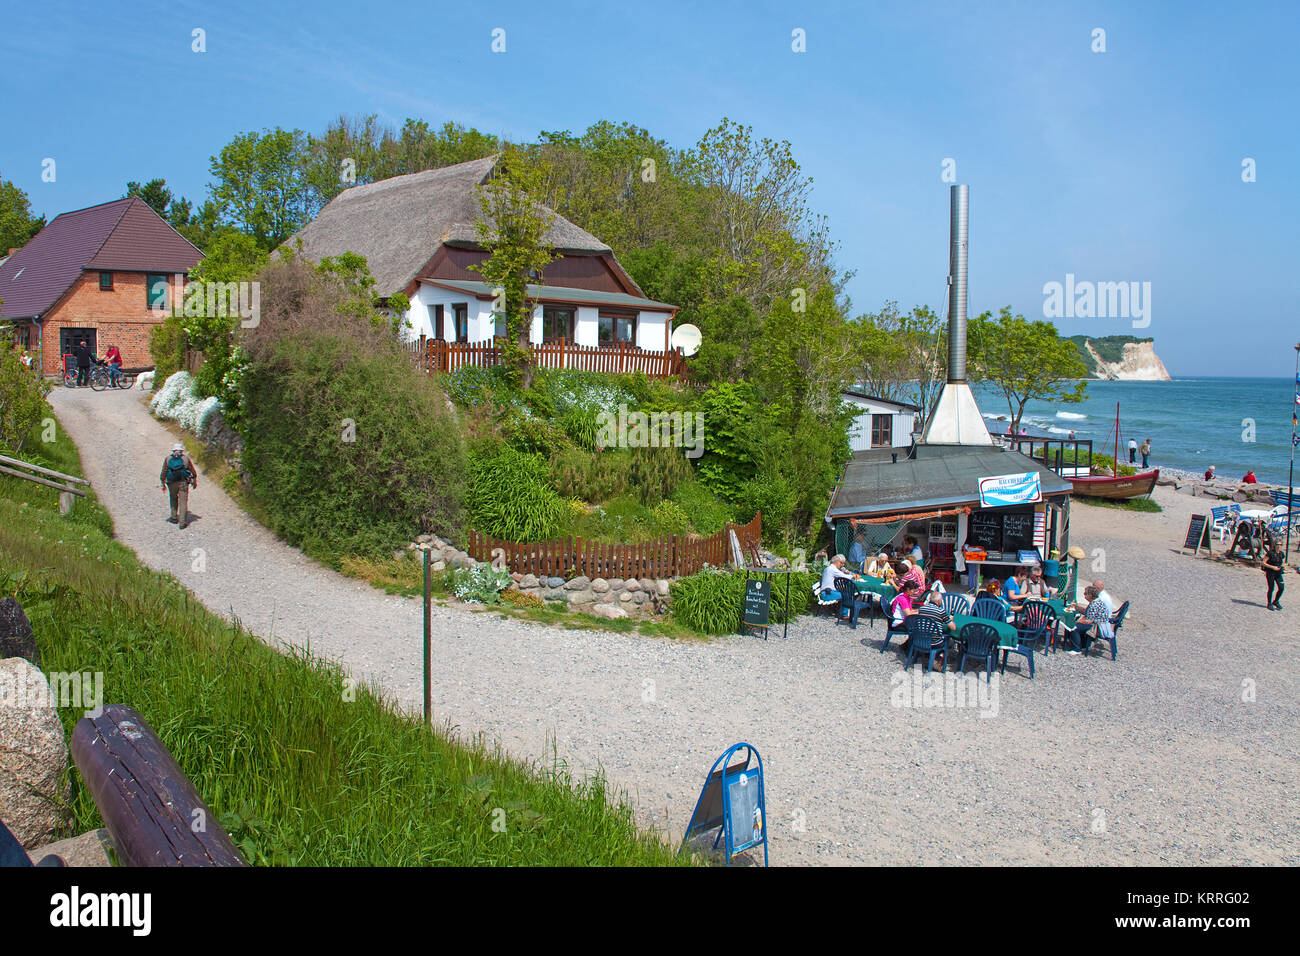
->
(0, 416), (687, 865)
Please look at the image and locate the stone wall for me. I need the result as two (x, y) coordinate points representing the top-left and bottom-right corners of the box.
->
(512, 573), (671, 620)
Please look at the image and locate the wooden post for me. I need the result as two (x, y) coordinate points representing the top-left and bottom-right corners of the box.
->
(58, 491), (73, 515)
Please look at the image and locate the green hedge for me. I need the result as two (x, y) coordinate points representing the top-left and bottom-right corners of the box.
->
(669, 568), (818, 635)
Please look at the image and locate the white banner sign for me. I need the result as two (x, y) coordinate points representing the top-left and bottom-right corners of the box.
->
(978, 472), (1042, 508)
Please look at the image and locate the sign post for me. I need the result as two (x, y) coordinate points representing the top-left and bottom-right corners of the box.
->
(740, 567), (793, 640)
(1184, 514), (1211, 556)
(679, 743), (768, 866)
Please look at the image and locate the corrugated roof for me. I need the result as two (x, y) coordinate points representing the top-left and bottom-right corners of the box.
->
(0, 197), (201, 320)
(827, 444), (1072, 519)
(424, 278), (677, 312)
(291, 156), (614, 298)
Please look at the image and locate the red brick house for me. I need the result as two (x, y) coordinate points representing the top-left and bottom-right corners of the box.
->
(0, 197), (203, 376)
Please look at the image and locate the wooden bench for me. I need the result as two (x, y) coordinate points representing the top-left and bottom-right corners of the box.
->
(70, 705), (245, 867)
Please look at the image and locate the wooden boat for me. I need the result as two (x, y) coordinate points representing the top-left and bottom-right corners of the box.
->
(1070, 469), (1159, 499)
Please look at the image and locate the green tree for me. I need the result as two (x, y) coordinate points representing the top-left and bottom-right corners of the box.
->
(208, 128), (312, 249)
(126, 178), (173, 217)
(852, 302), (947, 418)
(470, 148), (555, 391)
(190, 232), (268, 283)
(0, 346), (51, 456)
(967, 307), (1087, 435)
(0, 174), (44, 253)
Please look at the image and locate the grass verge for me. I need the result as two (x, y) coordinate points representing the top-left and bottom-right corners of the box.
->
(1076, 495), (1163, 513)
(0, 415), (689, 865)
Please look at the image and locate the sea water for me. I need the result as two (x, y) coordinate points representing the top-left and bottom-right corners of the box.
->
(972, 378), (1300, 486)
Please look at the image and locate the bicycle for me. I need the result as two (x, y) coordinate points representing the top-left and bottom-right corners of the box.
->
(88, 359), (112, 391)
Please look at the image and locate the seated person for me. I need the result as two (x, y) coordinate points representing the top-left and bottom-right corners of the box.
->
(1021, 564), (1054, 599)
(1090, 579), (1115, 616)
(899, 559), (926, 592)
(904, 535), (924, 564)
(1242, 469), (1258, 484)
(888, 579), (922, 632)
(1004, 565), (1030, 604)
(1204, 465), (1216, 482)
(979, 579), (1019, 618)
(917, 589), (957, 635)
(867, 552), (896, 583)
(1067, 585), (1114, 653)
(847, 538), (867, 571)
(819, 554), (857, 597)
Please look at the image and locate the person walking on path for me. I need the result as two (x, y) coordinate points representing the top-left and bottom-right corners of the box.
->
(1140, 438), (1152, 469)
(1262, 545), (1285, 610)
(159, 442), (197, 528)
(73, 339), (92, 387)
(1128, 437), (1137, 464)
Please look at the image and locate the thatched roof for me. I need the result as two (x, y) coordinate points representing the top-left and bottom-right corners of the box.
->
(291, 156), (611, 296)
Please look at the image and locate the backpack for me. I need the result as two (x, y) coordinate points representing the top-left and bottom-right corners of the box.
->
(165, 453), (190, 483)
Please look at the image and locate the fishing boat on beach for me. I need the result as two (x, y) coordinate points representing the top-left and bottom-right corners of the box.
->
(1069, 402), (1159, 500)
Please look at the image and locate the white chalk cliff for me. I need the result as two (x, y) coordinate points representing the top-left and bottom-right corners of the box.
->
(1083, 340), (1171, 381)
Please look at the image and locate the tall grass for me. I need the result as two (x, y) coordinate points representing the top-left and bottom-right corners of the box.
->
(0, 419), (687, 866)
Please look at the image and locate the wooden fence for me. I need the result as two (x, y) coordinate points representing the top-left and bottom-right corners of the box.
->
(467, 513), (762, 579)
(408, 337), (685, 379)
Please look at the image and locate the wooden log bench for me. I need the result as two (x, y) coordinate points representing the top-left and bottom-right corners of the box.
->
(70, 705), (245, 867)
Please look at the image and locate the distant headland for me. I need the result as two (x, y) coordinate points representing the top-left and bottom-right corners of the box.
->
(1065, 335), (1171, 381)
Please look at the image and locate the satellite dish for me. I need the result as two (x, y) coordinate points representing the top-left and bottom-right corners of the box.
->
(670, 323), (702, 357)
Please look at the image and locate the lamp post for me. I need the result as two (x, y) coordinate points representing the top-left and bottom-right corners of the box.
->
(1288, 344), (1300, 559)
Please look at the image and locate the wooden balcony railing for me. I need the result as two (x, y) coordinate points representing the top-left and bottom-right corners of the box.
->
(406, 337), (686, 379)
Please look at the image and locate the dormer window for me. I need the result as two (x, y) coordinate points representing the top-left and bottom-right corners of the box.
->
(99, 272), (113, 291)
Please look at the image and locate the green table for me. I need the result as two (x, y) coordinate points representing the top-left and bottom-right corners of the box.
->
(1027, 597), (1079, 630)
(854, 576), (897, 604)
(952, 614), (1019, 649)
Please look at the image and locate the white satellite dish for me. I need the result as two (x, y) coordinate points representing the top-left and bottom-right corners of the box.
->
(670, 323), (702, 357)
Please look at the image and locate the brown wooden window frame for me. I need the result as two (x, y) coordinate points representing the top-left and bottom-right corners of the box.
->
(597, 312), (637, 347)
(871, 414), (893, 447)
(452, 303), (469, 342)
(541, 305), (575, 344)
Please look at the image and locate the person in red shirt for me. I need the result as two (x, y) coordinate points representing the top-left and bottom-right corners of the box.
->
(1242, 469), (1258, 484)
(1203, 465), (1216, 481)
(104, 345), (123, 387)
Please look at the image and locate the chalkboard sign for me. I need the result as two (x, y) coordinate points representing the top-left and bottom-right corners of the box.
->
(969, 512), (1003, 552)
(1184, 514), (1210, 553)
(742, 578), (771, 629)
(1002, 512), (1036, 553)
(726, 771), (764, 853)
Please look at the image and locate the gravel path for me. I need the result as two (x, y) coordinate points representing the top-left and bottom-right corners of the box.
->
(48, 386), (1300, 865)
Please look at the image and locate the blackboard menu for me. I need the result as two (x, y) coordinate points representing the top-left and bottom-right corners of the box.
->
(742, 578), (771, 628)
(1184, 514), (1209, 551)
(1002, 512), (1036, 553)
(969, 512), (1003, 552)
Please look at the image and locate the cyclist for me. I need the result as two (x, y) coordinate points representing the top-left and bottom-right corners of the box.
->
(104, 344), (123, 386)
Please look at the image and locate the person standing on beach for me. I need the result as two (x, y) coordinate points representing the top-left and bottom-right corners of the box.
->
(1139, 438), (1152, 469)
(1262, 545), (1285, 610)
(1128, 437), (1137, 464)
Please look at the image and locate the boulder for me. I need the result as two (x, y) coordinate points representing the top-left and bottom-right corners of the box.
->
(620, 592), (635, 602)
(599, 591), (617, 604)
(632, 590), (648, 604)
(29, 829), (114, 867)
(0, 598), (40, 668)
(588, 604), (629, 621)
(0, 659), (72, 848)
(546, 577), (565, 589)
(564, 576), (591, 590)
(656, 580), (671, 596)
(607, 578), (624, 590)
(566, 590), (595, 606)
(431, 561), (446, 572)
(591, 578), (610, 593)
(542, 588), (568, 602)
(519, 574), (540, 589)
(638, 578), (656, 593)
(623, 579), (642, 592)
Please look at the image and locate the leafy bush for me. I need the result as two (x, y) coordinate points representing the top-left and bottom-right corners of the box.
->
(651, 499), (690, 534)
(0, 349), (50, 456)
(501, 588), (545, 609)
(541, 369), (634, 414)
(671, 479), (733, 535)
(500, 407), (566, 456)
(467, 446), (567, 541)
(558, 406), (600, 451)
(443, 365), (510, 409)
(734, 472), (797, 539)
(238, 285), (467, 562)
(149, 313), (187, 381)
(695, 382), (758, 501)
(449, 564), (514, 604)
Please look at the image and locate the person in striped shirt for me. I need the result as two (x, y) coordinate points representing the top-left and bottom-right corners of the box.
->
(917, 590), (957, 635)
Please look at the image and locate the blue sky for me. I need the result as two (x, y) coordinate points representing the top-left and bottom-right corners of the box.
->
(3, 0), (1296, 376)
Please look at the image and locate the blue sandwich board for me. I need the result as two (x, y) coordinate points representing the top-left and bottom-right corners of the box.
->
(679, 743), (768, 866)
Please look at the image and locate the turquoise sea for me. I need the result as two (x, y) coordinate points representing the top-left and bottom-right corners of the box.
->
(971, 378), (1300, 486)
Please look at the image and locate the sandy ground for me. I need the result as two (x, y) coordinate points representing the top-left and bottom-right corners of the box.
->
(44, 386), (1300, 865)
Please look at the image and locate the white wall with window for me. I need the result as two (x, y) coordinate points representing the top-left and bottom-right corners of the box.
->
(843, 392), (918, 451)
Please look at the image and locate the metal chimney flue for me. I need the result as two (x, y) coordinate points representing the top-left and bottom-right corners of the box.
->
(947, 184), (968, 382)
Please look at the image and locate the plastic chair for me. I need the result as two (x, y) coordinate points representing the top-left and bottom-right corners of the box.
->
(1210, 505), (1240, 541)
(905, 615), (948, 673)
(1082, 600), (1128, 660)
(813, 583), (840, 617)
(954, 621), (1000, 683)
(834, 576), (871, 629)
(941, 592), (970, 618)
(879, 598), (912, 654)
(1016, 600), (1059, 655)
(971, 597), (1007, 623)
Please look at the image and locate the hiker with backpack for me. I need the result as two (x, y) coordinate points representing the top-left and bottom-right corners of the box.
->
(159, 442), (197, 528)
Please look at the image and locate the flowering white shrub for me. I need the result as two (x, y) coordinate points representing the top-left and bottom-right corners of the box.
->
(549, 371), (634, 414)
(449, 564), (514, 604)
(150, 371), (223, 439)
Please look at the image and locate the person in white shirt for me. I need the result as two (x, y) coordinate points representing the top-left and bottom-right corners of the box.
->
(1091, 580), (1115, 616)
(821, 555), (855, 594)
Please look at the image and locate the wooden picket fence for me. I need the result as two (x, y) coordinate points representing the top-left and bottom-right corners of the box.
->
(408, 336), (685, 379)
(467, 513), (762, 579)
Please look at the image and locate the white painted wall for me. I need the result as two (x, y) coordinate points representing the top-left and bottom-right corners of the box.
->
(843, 394), (917, 450)
(637, 310), (670, 352)
(574, 306), (600, 347)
